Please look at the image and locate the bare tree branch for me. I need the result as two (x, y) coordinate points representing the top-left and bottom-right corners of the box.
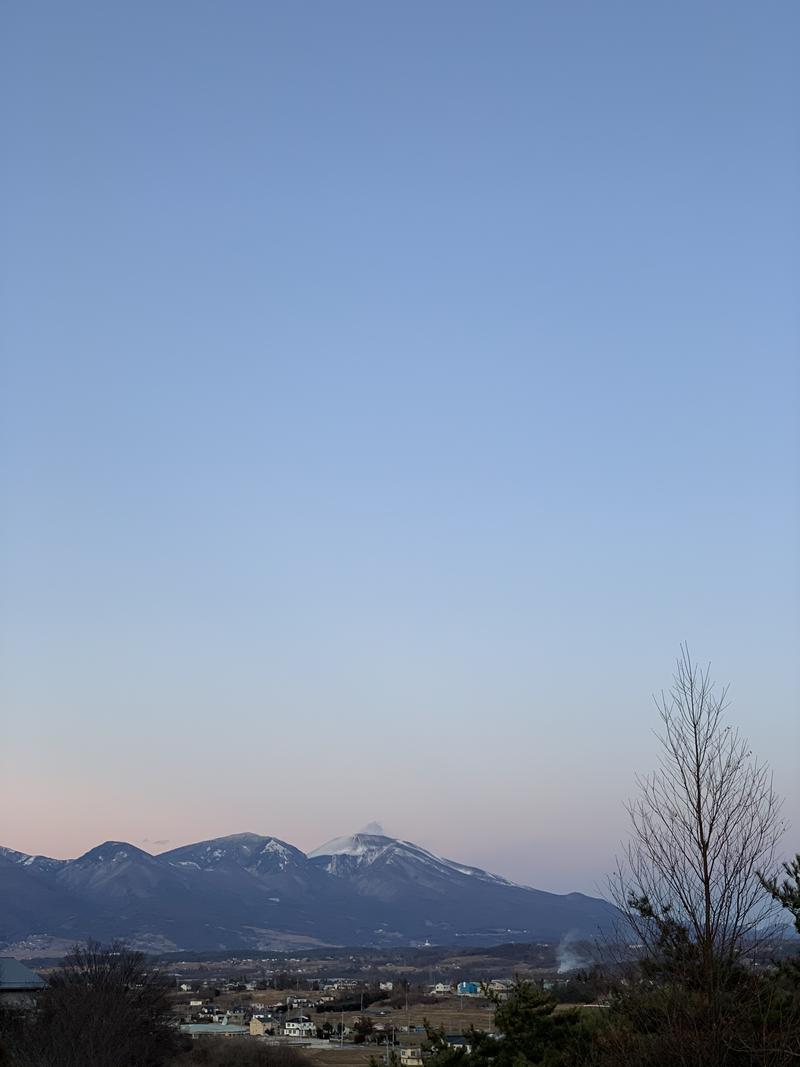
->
(610, 646), (786, 992)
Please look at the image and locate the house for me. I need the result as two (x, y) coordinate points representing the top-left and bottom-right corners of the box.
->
(457, 982), (480, 996)
(400, 1049), (424, 1067)
(282, 1015), (316, 1039)
(445, 1035), (472, 1053)
(250, 1017), (275, 1037)
(379, 981), (394, 992)
(287, 995), (311, 1008)
(431, 982), (452, 996)
(0, 958), (46, 1009)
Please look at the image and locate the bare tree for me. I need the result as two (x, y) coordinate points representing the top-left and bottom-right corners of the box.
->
(2, 941), (181, 1067)
(611, 647), (786, 997)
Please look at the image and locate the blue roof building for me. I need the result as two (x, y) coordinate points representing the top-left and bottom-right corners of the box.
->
(457, 981), (480, 996)
(0, 958), (45, 991)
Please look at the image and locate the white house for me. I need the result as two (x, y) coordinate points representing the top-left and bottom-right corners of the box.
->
(282, 1016), (316, 1039)
(400, 1049), (424, 1067)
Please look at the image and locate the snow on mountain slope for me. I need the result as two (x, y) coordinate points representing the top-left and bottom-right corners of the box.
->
(0, 846), (68, 875)
(161, 833), (307, 875)
(308, 832), (519, 887)
(308, 832), (387, 859)
(307, 829), (618, 941)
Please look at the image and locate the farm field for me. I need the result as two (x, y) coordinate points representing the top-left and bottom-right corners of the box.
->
(303, 1049), (377, 1067)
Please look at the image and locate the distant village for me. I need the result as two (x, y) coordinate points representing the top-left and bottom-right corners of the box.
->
(172, 974), (515, 1050)
(1, 955), (521, 1056)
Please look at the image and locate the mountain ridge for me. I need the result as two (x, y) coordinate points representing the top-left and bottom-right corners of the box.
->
(0, 829), (618, 953)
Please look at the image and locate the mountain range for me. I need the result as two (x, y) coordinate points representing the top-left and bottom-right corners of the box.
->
(0, 828), (618, 953)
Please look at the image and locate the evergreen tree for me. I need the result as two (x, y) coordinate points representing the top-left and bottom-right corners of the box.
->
(424, 979), (591, 1067)
(760, 854), (800, 936)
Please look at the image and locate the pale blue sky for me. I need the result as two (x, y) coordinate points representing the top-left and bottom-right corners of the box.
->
(1, 1), (798, 893)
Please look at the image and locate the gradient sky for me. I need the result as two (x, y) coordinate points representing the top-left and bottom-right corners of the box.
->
(1, 1), (798, 896)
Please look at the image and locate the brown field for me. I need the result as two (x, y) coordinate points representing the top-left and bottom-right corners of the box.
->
(285, 991), (492, 1033)
(371, 999), (495, 1036)
(303, 1050), (376, 1067)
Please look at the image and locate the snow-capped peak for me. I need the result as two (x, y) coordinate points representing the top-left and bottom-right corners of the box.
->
(161, 833), (303, 874)
(308, 830), (522, 888)
(76, 841), (148, 864)
(307, 831), (391, 860)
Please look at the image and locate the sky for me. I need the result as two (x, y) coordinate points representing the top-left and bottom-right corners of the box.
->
(1, 1), (798, 896)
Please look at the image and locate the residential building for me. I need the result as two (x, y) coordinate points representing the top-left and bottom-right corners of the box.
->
(400, 1049), (424, 1067)
(0, 958), (46, 1009)
(282, 1015), (316, 1039)
(457, 981), (480, 996)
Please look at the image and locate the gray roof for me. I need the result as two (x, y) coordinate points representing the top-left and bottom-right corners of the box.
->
(180, 1024), (248, 1035)
(0, 958), (46, 991)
